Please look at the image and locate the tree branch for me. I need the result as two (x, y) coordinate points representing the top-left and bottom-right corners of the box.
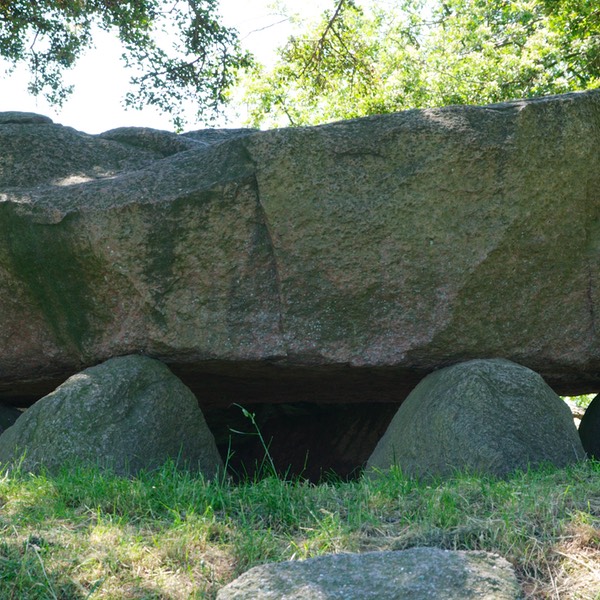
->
(301, 0), (346, 76)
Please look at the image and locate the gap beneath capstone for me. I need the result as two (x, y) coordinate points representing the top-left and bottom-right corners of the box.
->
(170, 363), (423, 481)
(0, 359), (596, 482)
(204, 402), (400, 482)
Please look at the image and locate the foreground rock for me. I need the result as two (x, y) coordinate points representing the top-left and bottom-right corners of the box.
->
(0, 91), (599, 409)
(367, 359), (586, 479)
(216, 548), (521, 599)
(579, 394), (600, 459)
(0, 355), (223, 476)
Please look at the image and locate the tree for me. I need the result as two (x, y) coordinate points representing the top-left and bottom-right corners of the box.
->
(0, 0), (252, 128)
(242, 0), (600, 128)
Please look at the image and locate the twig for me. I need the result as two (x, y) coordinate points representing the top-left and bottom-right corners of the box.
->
(553, 550), (600, 576)
(243, 18), (290, 39)
(29, 542), (58, 600)
(301, 0), (347, 76)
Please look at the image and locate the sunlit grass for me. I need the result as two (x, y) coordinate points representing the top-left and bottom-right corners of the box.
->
(0, 460), (598, 599)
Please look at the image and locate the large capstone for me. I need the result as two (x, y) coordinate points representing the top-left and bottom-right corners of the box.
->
(0, 90), (599, 410)
(366, 359), (586, 479)
(0, 355), (223, 476)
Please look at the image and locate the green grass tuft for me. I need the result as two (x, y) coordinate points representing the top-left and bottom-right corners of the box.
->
(0, 460), (598, 598)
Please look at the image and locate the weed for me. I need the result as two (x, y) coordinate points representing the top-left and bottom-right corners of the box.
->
(229, 404), (278, 479)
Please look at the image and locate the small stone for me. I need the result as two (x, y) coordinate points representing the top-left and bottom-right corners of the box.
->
(216, 548), (521, 599)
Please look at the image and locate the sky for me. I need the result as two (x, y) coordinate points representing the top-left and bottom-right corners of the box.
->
(0, 1), (327, 134)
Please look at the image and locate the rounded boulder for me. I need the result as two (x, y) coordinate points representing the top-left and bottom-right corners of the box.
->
(367, 359), (585, 479)
(0, 355), (223, 476)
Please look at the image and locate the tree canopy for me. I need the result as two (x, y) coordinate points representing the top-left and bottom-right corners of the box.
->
(0, 0), (598, 129)
(0, 0), (252, 128)
(242, 0), (600, 127)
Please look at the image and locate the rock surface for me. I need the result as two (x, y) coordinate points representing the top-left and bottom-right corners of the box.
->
(215, 548), (521, 599)
(1, 90), (599, 407)
(579, 394), (600, 459)
(0, 355), (223, 476)
(367, 359), (586, 478)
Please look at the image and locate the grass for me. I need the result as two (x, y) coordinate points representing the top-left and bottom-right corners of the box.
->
(0, 459), (598, 599)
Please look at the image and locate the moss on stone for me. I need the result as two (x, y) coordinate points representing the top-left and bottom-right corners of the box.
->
(0, 204), (108, 353)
